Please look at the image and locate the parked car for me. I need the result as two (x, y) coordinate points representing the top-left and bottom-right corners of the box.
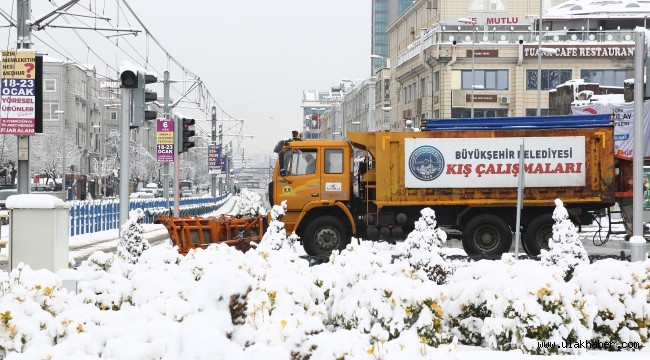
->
(0, 188), (18, 209)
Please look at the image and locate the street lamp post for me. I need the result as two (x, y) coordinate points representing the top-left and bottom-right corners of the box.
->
(459, 18), (478, 118)
(370, 54), (387, 71)
(471, 85), (485, 118)
(537, 0), (543, 116)
(55, 110), (66, 200)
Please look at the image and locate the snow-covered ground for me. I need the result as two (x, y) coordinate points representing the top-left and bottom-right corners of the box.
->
(0, 191), (648, 359)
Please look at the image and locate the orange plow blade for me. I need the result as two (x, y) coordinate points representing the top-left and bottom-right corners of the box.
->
(155, 214), (266, 255)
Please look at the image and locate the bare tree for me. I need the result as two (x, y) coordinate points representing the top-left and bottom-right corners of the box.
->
(31, 127), (82, 186)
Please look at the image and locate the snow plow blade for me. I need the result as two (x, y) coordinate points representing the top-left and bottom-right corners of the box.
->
(154, 215), (266, 255)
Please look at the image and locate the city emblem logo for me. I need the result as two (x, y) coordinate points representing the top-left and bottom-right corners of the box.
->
(283, 186), (292, 194)
(408, 146), (444, 181)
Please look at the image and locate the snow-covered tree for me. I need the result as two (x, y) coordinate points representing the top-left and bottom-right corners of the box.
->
(116, 208), (151, 263)
(398, 207), (450, 284)
(540, 198), (589, 280)
(31, 126), (82, 185)
(257, 200), (298, 251)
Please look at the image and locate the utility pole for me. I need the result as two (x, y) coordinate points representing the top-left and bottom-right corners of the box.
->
(218, 124), (223, 195)
(211, 107), (217, 197)
(15, 0), (31, 194)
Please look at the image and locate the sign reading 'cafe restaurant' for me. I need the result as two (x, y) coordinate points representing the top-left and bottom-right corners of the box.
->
(523, 45), (635, 58)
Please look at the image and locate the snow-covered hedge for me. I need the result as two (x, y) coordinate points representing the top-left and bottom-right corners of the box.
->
(1, 201), (649, 358)
(572, 259), (650, 348)
(448, 259), (594, 355)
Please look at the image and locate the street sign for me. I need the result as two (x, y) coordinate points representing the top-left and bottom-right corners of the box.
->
(1, 50), (36, 135)
(156, 118), (174, 162)
(208, 144), (221, 175)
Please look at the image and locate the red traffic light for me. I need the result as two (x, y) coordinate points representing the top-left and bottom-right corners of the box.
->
(182, 118), (195, 128)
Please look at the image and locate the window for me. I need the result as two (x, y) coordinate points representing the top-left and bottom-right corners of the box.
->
(325, 149), (343, 174)
(290, 150), (317, 176)
(581, 69), (632, 87)
(526, 69), (572, 90)
(44, 79), (56, 92)
(420, 77), (427, 98)
(110, 111), (117, 121)
(525, 108), (550, 116)
(461, 70), (508, 90)
(432, 71), (440, 93)
(452, 108), (509, 118)
(469, 0), (507, 11)
(43, 100), (60, 121)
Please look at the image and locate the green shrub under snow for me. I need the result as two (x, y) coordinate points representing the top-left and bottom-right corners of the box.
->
(447, 257), (595, 355)
(571, 259), (650, 350)
(312, 244), (451, 348)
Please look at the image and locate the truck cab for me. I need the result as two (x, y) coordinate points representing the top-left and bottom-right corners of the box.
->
(270, 138), (355, 255)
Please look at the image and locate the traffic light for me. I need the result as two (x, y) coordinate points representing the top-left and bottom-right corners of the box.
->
(119, 70), (157, 128)
(178, 118), (196, 153)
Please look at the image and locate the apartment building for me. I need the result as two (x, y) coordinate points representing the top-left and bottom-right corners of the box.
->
(383, 0), (644, 130)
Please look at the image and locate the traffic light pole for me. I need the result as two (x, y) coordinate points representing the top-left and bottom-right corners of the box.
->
(219, 124), (223, 195)
(119, 88), (130, 235)
(16, 0), (31, 195)
(174, 117), (180, 217)
(211, 107), (217, 197)
(163, 71), (171, 210)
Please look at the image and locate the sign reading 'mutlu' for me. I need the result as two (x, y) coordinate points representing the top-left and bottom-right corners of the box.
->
(523, 45), (635, 58)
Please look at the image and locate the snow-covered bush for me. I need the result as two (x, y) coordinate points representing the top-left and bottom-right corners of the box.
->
(540, 199), (589, 281)
(257, 200), (298, 252)
(0, 264), (80, 353)
(314, 243), (451, 347)
(448, 259), (595, 354)
(398, 207), (450, 284)
(116, 208), (151, 264)
(233, 188), (266, 217)
(572, 259), (650, 350)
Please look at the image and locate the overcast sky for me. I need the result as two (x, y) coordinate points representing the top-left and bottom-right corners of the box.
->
(1, 0), (372, 155)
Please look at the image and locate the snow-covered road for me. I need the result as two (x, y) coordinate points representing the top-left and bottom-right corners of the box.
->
(0, 194), (643, 273)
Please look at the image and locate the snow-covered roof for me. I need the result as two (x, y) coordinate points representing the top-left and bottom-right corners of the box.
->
(545, 0), (650, 19)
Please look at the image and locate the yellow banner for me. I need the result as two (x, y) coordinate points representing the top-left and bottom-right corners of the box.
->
(1, 50), (36, 79)
(157, 131), (174, 144)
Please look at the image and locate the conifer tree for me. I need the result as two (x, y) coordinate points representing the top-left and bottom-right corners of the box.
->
(540, 199), (589, 280)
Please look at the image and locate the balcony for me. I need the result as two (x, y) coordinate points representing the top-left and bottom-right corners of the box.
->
(397, 27), (636, 67)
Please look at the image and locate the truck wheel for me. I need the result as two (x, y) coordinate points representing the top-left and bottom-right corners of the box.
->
(303, 216), (349, 256)
(462, 214), (512, 256)
(523, 214), (553, 257)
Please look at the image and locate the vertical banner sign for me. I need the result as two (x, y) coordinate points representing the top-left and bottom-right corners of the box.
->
(220, 155), (227, 178)
(208, 144), (220, 174)
(156, 118), (174, 162)
(1, 50), (37, 135)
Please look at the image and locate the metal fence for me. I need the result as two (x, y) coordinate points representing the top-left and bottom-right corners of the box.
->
(68, 195), (230, 236)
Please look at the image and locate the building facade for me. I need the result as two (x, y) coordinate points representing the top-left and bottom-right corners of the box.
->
(37, 58), (162, 198)
(372, 0), (416, 75)
(383, 0), (643, 130)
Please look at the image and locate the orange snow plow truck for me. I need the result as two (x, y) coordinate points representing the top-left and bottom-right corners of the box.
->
(266, 114), (633, 257)
(158, 114), (633, 257)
